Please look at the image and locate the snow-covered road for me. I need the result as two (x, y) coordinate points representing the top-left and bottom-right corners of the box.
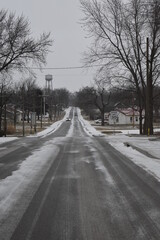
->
(0, 107), (160, 239)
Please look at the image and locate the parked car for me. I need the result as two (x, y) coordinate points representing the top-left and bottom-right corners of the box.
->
(94, 119), (109, 124)
(94, 119), (102, 124)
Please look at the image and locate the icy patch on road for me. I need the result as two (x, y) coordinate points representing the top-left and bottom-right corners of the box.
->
(87, 142), (115, 186)
(0, 140), (59, 231)
(66, 150), (80, 154)
(95, 160), (115, 186)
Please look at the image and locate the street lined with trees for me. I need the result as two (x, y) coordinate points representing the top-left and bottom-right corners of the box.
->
(80, 0), (160, 134)
(0, 9), (53, 135)
(1, 2), (160, 239)
(1, 1), (160, 135)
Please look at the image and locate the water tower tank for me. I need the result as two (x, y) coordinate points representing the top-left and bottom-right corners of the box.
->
(45, 74), (53, 90)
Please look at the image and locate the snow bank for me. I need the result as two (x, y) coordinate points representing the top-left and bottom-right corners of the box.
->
(77, 108), (104, 137)
(0, 108), (72, 144)
(109, 140), (160, 181)
(0, 137), (18, 145)
(29, 107), (72, 138)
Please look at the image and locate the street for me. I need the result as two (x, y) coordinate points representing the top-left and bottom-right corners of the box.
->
(0, 108), (160, 240)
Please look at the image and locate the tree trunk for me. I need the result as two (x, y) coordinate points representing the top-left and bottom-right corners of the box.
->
(148, 83), (153, 135)
(144, 92), (153, 135)
(144, 37), (154, 135)
(14, 106), (16, 130)
(27, 109), (30, 123)
(101, 110), (105, 126)
(0, 108), (2, 132)
(139, 108), (143, 135)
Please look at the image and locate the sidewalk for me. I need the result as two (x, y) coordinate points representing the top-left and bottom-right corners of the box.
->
(106, 134), (160, 160)
(91, 123), (160, 159)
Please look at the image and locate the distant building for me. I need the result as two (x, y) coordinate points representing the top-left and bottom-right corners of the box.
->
(109, 108), (144, 125)
(2, 104), (23, 123)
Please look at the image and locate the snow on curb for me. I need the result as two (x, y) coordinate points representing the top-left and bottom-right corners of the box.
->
(77, 108), (104, 137)
(0, 141), (58, 212)
(0, 137), (18, 145)
(0, 139), (60, 239)
(29, 107), (72, 138)
(109, 140), (160, 182)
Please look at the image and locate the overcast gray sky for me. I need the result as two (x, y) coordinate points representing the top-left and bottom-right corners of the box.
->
(0, 0), (96, 92)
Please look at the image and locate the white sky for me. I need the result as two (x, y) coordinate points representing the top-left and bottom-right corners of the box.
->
(0, 0), (96, 92)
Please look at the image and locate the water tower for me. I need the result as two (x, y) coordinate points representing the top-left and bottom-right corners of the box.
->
(43, 74), (53, 116)
(45, 74), (53, 91)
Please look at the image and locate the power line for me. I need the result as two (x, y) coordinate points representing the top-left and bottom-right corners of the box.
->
(29, 64), (105, 70)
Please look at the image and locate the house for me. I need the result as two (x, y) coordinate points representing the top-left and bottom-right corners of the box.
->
(109, 108), (144, 125)
(3, 104), (23, 123)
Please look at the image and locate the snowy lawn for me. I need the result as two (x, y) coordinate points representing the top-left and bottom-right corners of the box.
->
(107, 135), (160, 181)
(0, 137), (18, 145)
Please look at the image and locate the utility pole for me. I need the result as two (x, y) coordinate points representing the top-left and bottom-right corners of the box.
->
(145, 37), (153, 136)
(43, 90), (46, 116)
(42, 92), (49, 126)
(14, 105), (17, 131)
(4, 102), (6, 137)
(146, 37), (150, 135)
(132, 96), (135, 128)
(38, 94), (43, 129)
(22, 89), (25, 137)
(45, 75), (53, 121)
(41, 96), (43, 129)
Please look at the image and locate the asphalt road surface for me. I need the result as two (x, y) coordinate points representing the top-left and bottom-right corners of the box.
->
(1, 107), (160, 240)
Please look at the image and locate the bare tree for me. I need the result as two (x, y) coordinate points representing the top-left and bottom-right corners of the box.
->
(76, 84), (110, 125)
(0, 9), (52, 133)
(80, 0), (160, 134)
(50, 88), (71, 120)
(0, 74), (12, 133)
(13, 77), (42, 121)
(93, 77), (110, 126)
(75, 86), (96, 118)
(0, 9), (52, 74)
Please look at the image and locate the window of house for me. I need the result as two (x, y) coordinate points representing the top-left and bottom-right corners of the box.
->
(130, 117), (132, 122)
(135, 116), (138, 122)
